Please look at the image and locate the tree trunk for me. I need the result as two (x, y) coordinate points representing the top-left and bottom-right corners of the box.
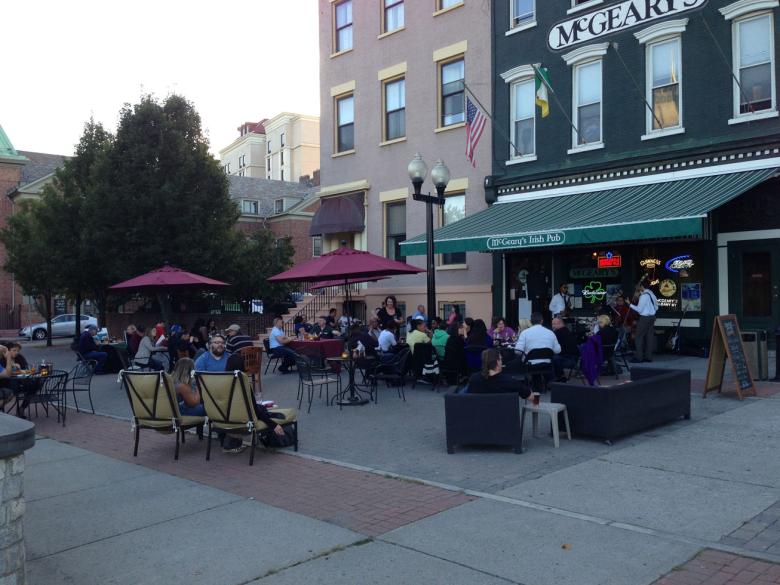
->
(156, 291), (172, 326)
(74, 291), (82, 339)
(43, 291), (53, 347)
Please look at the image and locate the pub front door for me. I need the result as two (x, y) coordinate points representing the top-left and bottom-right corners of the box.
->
(729, 239), (780, 342)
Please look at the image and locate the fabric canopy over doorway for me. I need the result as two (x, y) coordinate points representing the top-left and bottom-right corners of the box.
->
(400, 168), (777, 255)
(309, 193), (365, 236)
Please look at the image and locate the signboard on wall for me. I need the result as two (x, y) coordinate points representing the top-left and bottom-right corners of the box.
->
(54, 298), (67, 315)
(547, 0), (707, 51)
(486, 231), (566, 250)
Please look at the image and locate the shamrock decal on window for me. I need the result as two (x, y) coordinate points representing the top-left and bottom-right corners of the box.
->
(582, 281), (606, 303)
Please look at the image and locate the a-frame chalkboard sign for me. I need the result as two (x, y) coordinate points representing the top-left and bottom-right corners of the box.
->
(703, 315), (757, 400)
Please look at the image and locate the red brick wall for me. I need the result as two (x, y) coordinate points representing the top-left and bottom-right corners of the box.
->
(269, 217), (315, 266)
(0, 161), (24, 308)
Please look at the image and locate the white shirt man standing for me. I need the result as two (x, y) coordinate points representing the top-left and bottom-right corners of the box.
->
(514, 312), (561, 364)
(629, 284), (658, 363)
(548, 284), (570, 318)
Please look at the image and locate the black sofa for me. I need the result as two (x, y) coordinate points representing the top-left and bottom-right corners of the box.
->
(444, 393), (525, 454)
(549, 367), (691, 443)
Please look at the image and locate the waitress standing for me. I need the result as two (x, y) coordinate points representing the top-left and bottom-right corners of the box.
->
(377, 296), (404, 334)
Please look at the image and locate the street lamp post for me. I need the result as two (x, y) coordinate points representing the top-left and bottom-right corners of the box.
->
(408, 153), (450, 321)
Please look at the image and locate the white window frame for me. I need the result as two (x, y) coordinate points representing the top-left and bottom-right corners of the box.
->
(730, 10), (778, 123)
(508, 0), (536, 34)
(562, 44), (608, 153)
(509, 78), (537, 163)
(274, 199), (285, 214)
(645, 36), (684, 138)
(312, 236), (323, 257)
(570, 59), (603, 152)
(568, 0), (603, 14)
(242, 200), (259, 215)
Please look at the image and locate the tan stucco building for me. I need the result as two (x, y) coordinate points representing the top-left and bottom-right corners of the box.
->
(317, 0), (493, 322)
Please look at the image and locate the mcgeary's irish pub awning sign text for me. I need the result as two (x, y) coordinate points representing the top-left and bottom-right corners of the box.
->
(548, 0), (707, 51)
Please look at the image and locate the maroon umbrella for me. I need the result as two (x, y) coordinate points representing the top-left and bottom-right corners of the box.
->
(268, 247), (424, 283)
(109, 265), (229, 325)
(269, 247), (423, 323)
(310, 276), (389, 290)
(109, 265), (229, 290)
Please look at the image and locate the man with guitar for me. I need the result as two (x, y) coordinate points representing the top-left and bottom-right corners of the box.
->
(629, 279), (658, 363)
(549, 283), (571, 319)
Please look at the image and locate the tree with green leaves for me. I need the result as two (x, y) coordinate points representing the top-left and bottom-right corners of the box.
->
(225, 230), (295, 313)
(84, 94), (239, 323)
(0, 202), (61, 346)
(41, 118), (113, 336)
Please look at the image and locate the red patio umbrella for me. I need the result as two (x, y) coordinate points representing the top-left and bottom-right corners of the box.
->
(268, 247), (423, 323)
(268, 247), (424, 283)
(310, 276), (389, 290)
(109, 265), (230, 325)
(109, 265), (229, 290)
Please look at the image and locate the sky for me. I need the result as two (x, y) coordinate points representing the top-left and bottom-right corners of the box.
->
(0, 0), (320, 156)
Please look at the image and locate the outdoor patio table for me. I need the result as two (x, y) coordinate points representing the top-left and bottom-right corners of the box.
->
(99, 342), (128, 373)
(289, 339), (343, 367)
(326, 355), (373, 406)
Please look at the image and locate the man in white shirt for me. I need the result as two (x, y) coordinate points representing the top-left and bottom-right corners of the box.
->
(514, 312), (561, 364)
(629, 284), (658, 363)
(548, 284), (570, 318)
(378, 323), (397, 352)
(269, 316), (297, 374)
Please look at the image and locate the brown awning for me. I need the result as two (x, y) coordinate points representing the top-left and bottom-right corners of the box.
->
(309, 193), (365, 236)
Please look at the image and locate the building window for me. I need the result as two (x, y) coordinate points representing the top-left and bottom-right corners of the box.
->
(224, 163), (231, 174)
(511, 0), (534, 28)
(385, 202), (406, 260)
(440, 58), (465, 127)
(280, 132), (286, 147)
(647, 37), (682, 132)
(336, 94), (355, 152)
(242, 200), (258, 214)
(573, 60), (602, 146)
(441, 194), (466, 265)
(267, 141), (271, 154)
(280, 150), (285, 166)
(439, 0), (461, 8)
(281, 170), (284, 181)
(511, 78), (535, 158)
(734, 13), (775, 116)
(266, 156), (272, 177)
(312, 236), (323, 257)
(383, 0), (404, 33)
(335, 0), (353, 53)
(274, 199), (284, 214)
(384, 77), (406, 140)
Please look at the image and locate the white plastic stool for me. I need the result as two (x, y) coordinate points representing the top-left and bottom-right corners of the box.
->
(522, 402), (571, 448)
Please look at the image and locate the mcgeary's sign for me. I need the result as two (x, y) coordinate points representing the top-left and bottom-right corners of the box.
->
(486, 231), (566, 251)
(548, 0), (707, 51)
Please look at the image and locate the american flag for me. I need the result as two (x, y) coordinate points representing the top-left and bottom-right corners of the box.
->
(465, 96), (486, 167)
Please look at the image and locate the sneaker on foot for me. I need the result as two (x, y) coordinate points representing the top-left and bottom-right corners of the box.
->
(222, 444), (247, 454)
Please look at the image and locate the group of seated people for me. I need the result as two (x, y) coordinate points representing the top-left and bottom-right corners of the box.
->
(125, 319), (256, 374)
(292, 307), (355, 340)
(168, 333), (284, 454)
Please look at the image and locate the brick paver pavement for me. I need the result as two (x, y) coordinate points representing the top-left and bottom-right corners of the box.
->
(32, 411), (474, 537)
(653, 549), (780, 585)
(722, 502), (780, 555)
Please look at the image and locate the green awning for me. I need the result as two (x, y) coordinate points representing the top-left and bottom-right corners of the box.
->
(400, 168), (777, 255)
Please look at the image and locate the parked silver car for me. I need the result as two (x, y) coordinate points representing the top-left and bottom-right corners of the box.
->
(18, 314), (98, 340)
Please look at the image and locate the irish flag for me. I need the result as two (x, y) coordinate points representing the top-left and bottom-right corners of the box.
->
(535, 66), (551, 118)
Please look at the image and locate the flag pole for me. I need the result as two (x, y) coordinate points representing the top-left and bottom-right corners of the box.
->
(609, 44), (665, 130)
(530, 64), (589, 147)
(463, 83), (521, 161)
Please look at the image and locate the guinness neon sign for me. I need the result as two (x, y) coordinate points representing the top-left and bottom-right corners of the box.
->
(548, 0), (707, 51)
